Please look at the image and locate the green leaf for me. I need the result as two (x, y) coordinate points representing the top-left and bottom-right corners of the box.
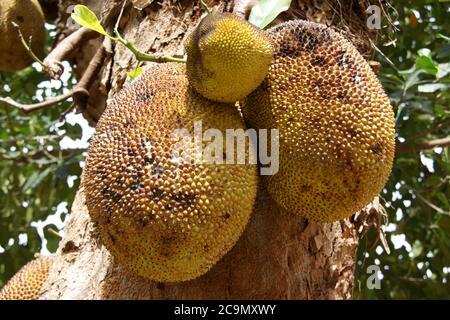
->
(127, 67), (143, 80)
(21, 167), (52, 192)
(249, 0), (292, 29)
(437, 34), (450, 41)
(71, 5), (115, 40)
(415, 49), (439, 75)
(437, 62), (450, 79)
(403, 70), (425, 91)
(418, 83), (448, 93)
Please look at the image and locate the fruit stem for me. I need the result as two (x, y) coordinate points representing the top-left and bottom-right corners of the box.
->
(113, 1), (186, 64)
(200, 0), (212, 14)
(11, 22), (45, 67)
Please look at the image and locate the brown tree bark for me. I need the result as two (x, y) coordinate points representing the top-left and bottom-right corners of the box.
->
(40, 0), (376, 300)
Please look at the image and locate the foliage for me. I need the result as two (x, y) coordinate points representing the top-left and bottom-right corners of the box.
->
(354, 0), (450, 299)
(0, 26), (83, 287)
(249, 0), (293, 29)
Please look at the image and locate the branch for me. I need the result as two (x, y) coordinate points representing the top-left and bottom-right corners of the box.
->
(72, 45), (108, 111)
(11, 22), (44, 66)
(43, 27), (100, 79)
(0, 44), (107, 114)
(0, 89), (86, 114)
(0, 148), (85, 164)
(396, 136), (450, 154)
(200, 0), (212, 14)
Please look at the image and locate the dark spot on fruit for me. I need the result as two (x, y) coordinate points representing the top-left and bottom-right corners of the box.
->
(127, 147), (136, 157)
(96, 166), (108, 180)
(300, 184), (311, 192)
(130, 171), (143, 190)
(349, 71), (360, 84)
(144, 153), (155, 164)
(150, 188), (165, 201)
(151, 162), (164, 177)
(171, 193), (196, 209)
(311, 56), (326, 66)
(223, 212), (231, 220)
(276, 45), (300, 58)
(111, 191), (122, 202)
(313, 80), (322, 89)
(295, 28), (321, 51)
(138, 216), (149, 227)
(136, 89), (153, 103)
(336, 91), (347, 99)
(123, 119), (133, 128)
(371, 144), (382, 155)
(16, 16), (24, 23)
(101, 186), (111, 198)
(347, 129), (357, 138)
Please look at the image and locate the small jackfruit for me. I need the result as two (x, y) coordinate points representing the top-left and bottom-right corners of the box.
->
(185, 12), (273, 103)
(0, 256), (53, 300)
(0, 0), (46, 72)
(84, 63), (258, 282)
(243, 20), (395, 222)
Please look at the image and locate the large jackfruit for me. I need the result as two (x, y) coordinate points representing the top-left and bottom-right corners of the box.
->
(0, 256), (53, 300)
(84, 63), (258, 282)
(0, 0), (46, 72)
(243, 20), (395, 222)
(185, 12), (272, 103)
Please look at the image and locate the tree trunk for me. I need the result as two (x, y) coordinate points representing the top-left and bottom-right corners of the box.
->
(40, 0), (372, 300)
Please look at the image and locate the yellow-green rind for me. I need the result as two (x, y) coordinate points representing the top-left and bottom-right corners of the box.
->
(0, 0), (46, 72)
(0, 256), (53, 300)
(84, 63), (258, 282)
(243, 20), (395, 222)
(185, 12), (273, 103)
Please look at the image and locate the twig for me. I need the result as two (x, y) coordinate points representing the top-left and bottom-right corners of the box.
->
(43, 27), (100, 79)
(47, 228), (63, 238)
(200, 0), (212, 14)
(416, 193), (450, 216)
(0, 89), (86, 114)
(396, 136), (450, 154)
(1, 45), (108, 114)
(72, 45), (108, 111)
(0, 148), (85, 164)
(113, 1), (186, 63)
(11, 22), (44, 66)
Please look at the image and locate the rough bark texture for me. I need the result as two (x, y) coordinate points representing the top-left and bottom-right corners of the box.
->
(40, 0), (371, 300)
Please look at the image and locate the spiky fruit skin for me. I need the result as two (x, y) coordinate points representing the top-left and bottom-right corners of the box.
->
(243, 20), (395, 222)
(0, 0), (46, 72)
(84, 63), (258, 282)
(0, 256), (52, 300)
(185, 12), (273, 103)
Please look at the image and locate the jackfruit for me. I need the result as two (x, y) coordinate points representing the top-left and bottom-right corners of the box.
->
(0, 0), (46, 72)
(185, 12), (272, 103)
(0, 256), (53, 300)
(243, 20), (395, 222)
(84, 63), (258, 282)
